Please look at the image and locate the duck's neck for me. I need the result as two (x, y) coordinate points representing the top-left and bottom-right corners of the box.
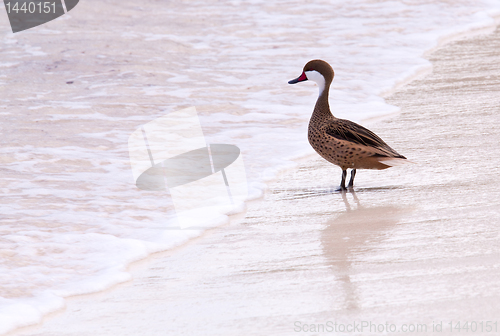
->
(312, 83), (334, 121)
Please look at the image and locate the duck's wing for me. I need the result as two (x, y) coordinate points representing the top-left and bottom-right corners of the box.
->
(323, 118), (406, 159)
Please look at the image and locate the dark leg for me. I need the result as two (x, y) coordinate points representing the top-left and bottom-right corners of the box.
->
(337, 169), (347, 191)
(347, 169), (356, 188)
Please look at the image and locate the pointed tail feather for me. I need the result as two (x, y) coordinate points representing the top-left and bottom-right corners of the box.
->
(376, 157), (415, 167)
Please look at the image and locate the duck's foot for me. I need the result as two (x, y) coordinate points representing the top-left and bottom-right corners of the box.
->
(338, 169), (347, 192)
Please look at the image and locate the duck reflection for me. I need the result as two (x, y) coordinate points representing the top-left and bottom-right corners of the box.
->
(321, 190), (406, 310)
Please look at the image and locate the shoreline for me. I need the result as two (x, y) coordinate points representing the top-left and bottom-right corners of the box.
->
(8, 24), (500, 336)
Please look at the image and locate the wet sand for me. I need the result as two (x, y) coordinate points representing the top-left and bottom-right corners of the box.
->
(8, 19), (500, 336)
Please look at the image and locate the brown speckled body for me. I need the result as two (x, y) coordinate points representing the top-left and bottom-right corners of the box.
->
(308, 95), (396, 171)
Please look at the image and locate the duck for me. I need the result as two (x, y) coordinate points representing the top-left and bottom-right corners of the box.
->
(288, 59), (407, 190)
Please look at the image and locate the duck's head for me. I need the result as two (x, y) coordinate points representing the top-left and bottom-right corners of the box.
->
(288, 59), (334, 96)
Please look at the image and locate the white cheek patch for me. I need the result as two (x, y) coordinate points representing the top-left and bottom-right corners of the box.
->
(305, 70), (326, 96)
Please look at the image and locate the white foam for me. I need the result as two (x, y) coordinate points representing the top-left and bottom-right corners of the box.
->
(0, 62), (19, 68)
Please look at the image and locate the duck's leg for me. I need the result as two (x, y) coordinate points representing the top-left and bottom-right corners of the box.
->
(337, 169), (347, 191)
(347, 169), (356, 188)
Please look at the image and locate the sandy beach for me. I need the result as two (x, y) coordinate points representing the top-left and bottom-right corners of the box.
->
(6, 20), (500, 336)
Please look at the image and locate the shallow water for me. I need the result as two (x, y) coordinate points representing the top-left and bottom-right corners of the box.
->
(1, 0), (500, 333)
